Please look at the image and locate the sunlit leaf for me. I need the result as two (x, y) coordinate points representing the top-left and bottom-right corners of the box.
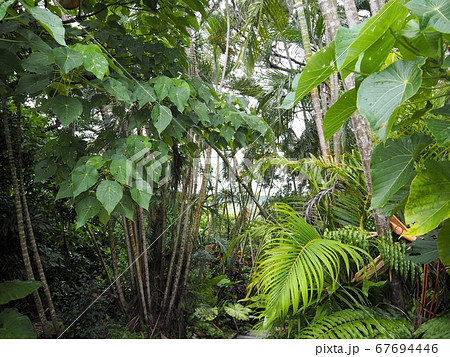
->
(357, 58), (424, 140)
(405, 161), (450, 235)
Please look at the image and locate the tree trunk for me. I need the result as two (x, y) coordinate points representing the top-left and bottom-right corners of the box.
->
(342, 0), (404, 311)
(2, 99), (51, 338)
(14, 101), (61, 335)
(294, 0), (330, 160)
(108, 220), (129, 315)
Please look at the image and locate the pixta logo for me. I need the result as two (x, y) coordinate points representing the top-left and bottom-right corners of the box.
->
(128, 148), (171, 193)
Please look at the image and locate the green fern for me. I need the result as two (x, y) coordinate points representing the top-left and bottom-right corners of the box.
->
(324, 226), (371, 251)
(414, 311), (450, 339)
(376, 235), (422, 284)
(297, 309), (412, 339)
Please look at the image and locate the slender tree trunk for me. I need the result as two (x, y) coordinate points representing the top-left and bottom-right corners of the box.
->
(162, 168), (189, 309)
(108, 220), (129, 315)
(167, 164), (194, 316)
(317, 0), (342, 158)
(14, 101), (60, 334)
(294, 0), (330, 160)
(137, 206), (152, 316)
(2, 100), (51, 338)
(342, 0), (404, 311)
(86, 225), (113, 287)
(123, 217), (136, 293)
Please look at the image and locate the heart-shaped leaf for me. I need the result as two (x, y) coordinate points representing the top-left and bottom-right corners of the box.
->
(72, 164), (98, 197)
(96, 180), (123, 214)
(53, 47), (83, 74)
(357, 58), (424, 140)
(406, 0), (450, 33)
(50, 95), (83, 126)
(151, 104), (172, 134)
(75, 196), (101, 228)
(405, 161), (450, 235)
(371, 134), (432, 209)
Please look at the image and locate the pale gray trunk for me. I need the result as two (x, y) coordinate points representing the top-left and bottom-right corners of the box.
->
(294, 0), (330, 160)
(343, 0), (404, 311)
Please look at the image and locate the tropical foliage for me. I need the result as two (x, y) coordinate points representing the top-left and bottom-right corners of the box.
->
(0, 0), (449, 340)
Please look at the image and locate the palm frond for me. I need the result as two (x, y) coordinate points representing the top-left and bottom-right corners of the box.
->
(248, 203), (367, 331)
(297, 308), (412, 339)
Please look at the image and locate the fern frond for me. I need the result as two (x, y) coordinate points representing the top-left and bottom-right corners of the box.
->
(297, 309), (412, 339)
(414, 311), (450, 339)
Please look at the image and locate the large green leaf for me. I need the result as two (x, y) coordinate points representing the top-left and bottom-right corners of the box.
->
(335, 24), (363, 73)
(50, 95), (83, 126)
(21, 2), (66, 46)
(134, 82), (156, 109)
(249, 204), (366, 330)
(359, 31), (396, 74)
(224, 303), (251, 321)
(21, 52), (53, 74)
(323, 88), (357, 141)
(357, 58), (424, 140)
(75, 196), (101, 228)
(406, 0), (450, 33)
(425, 118), (450, 146)
(405, 161), (450, 235)
(282, 42), (336, 108)
(110, 158), (132, 185)
(151, 104), (172, 134)
(71, 44), (109, 80)
(370, 134), (432, 209)
(0, 0), (15, 21)
(130, 187), (152, 210)
(191, 99), (209, 123)
(103, 78), (131, 103)
(34, 159), (57, 183)
(53, 47), (83, 74)
(437, 220), (450, 265)
(114, 192), (134, 221)
(168, 83), (190, 113)
(96, 180), (123, 214)
(153, 75), (172, 100)
(0, 308), (37, 339)
(0, 280), (43, 305)
(405, 236), (439, 264)
(337, 0), (409, 70)
(72, 164), (98, 197)
(55, 180), (73, 200)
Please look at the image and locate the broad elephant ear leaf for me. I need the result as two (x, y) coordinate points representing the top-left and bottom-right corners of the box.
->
(281, 42), (336, 109)
(405, 161), (450, 235)
(370, 134), (432, 209)
(0, 280), (43, 305)
(437, 220), (450, 266)
(406, 0), (450, 33)
(323, 88), (357, 141)
(357, 58), (425, 141)
(336, 0), (408, 70)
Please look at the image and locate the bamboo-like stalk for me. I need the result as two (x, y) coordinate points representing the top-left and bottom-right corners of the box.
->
(137, 206), (152, 314)
(2, 100), (51, 338)
(167, 164), (194, 316)
(14, 101), (61, 335)
(108, 220), (129, 315)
